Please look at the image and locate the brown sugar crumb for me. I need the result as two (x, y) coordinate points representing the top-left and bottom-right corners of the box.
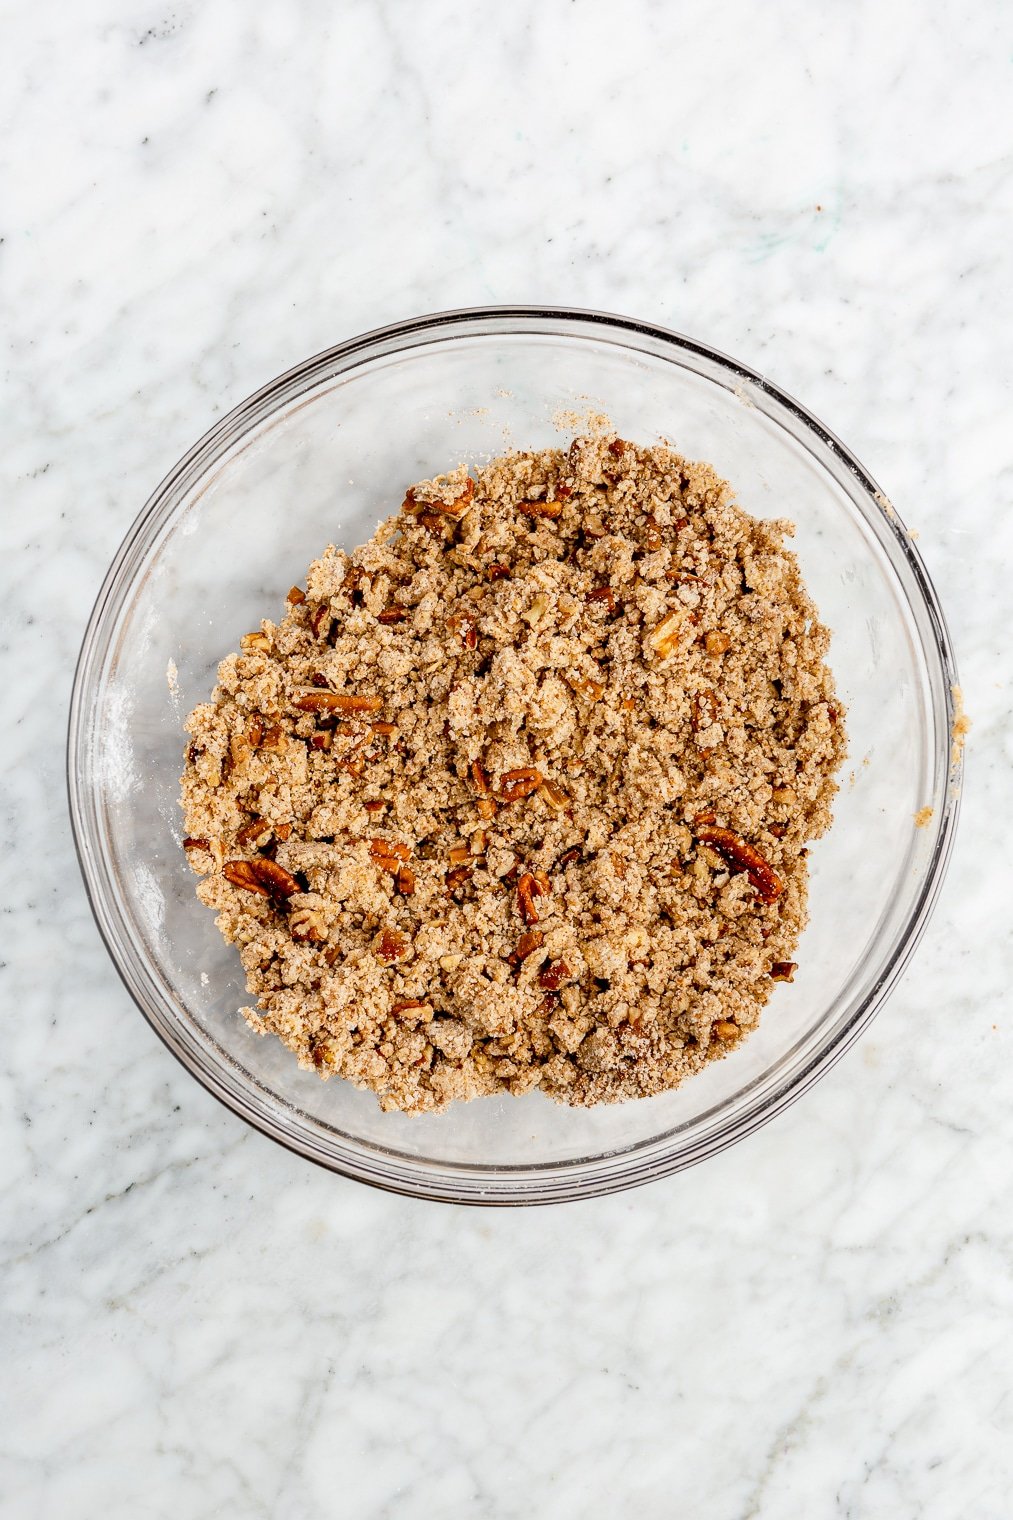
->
(179, 434), (847, 1113)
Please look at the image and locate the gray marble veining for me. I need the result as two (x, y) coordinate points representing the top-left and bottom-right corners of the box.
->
(2, 1), (1012, 1514)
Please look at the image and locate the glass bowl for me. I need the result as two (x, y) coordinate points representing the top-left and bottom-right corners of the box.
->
(68, 307), (962, 1205)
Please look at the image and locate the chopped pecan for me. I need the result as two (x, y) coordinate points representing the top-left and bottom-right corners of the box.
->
(570, 675), (605, 702)
(691, 691), (718, 732)
(286, 585), (305, 605)
(447, 613), (478, 649)
(235, 815), (273, 850)
(341, 567), (367, 607)
(470, 759), (491, 794)
(376, 927), (408, 962)
(261, 723), (286, 752)
(508, 930), (544, 967)
(476, 799), (498, 819)
(402, 477), (474, 518)
(692, 810), (717, 826)
(363, 799), (386, 814)
(538, 959), (571, 991)
(554, 846), (582, 871)
(643, 514), (663, 552)
(183, 836), (210, 851)
(240, 631), (270, 653)
(246, 715), (264, 748)
(486, 562), (511, 581)
(445, 864), (472, 893)
(448, 844), (471, 866)
(275, 823), (292, 841)
(309, 604), (333, 640)
(770, 961), (797, 982)
(340, 757), (365, 778)
(517, 498), (562, 520)
(290, 907), (327, 943)
(391, 999), (430, 1017)
(695, 826), (783, 903)
(713, 1020), (739, 1041)
(538, 779), (571, 815)
(369, 838), (411, 874)
(223, 858), (300, 898)
(649, 609), (684, 659)
(704, 631), (731, 656)
(586, 585), (617, 613)
(310, 732), (332, 751)
(395, 866), (416, 896)
(294, 691), (382, 714)
(516, 871), (549, 926)
(229, 733), (252, 770)
(378, 604), (410, 625)
(496, 766), (543, 803)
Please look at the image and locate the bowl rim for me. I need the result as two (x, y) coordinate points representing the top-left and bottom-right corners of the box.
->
(67, 303), (963, 1205)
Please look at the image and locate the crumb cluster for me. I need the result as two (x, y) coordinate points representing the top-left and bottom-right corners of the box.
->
(180, 434), (845, 1112)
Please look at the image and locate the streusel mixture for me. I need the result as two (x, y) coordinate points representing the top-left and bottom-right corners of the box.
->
(180, 434), (845, 1112)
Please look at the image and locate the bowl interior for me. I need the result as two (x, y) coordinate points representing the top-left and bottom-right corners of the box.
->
(72, 314), (956, 1198)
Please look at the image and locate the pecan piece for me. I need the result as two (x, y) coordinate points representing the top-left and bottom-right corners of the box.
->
(246, 715), (264, 748)
(586, 585), (617, 613)
(695, 826), (783, 903)
(691, 691), (718, 733)
(643, 514), (663, 552)
(286, 585), (305, 605)
(496, 766), (543, 803)
(517, 497), (563, 520)
(294, 691), (382, 714)
(240, 631), (270, 653)
(713, 1020), (739, 1041)
(770, 961), (797, 982)
(395, 866), (416, 896)
(516, 871), (549, 926)
(376, 927), (408, 962)
(290, 907), (327, 943)
(538, 959), (571, 991)
(369, 838), (411, 874)
(445, 864), (472, 893)
(223, 858), (300, 898)
(486, 562), (511, 581)
(402, 477), (474, 518)
(378, 604), (410, 625)
(649, 609), (684, 659)
(391, 999), (430, 1017)
(508, 930), (544, 967)
(183, 836), (210, 851)
(538, 779), (571, 815)
(261, 723), (286, 752)
(704, 631), (731, 656)
(235, 815), (273, 851)
(554, 846), (582, 871)
(570, 675), (605, 702)
(447, 613), (478, 649)
(309, 604), (333, 640)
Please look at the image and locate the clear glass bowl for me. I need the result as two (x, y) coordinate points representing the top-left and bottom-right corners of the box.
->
(68, 307), (962, 1204)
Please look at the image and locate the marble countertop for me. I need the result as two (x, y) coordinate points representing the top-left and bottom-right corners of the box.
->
(4, 2), (1011, 1514)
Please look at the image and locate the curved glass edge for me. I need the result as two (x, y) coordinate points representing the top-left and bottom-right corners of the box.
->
(67, 305), (964, 1205)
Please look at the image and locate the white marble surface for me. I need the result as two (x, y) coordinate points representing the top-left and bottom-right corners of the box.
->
(3, 1), (1012, 1514)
